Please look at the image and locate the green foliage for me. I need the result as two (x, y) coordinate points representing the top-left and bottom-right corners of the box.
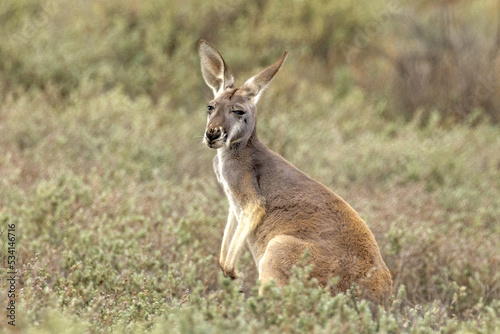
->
(349, 0), (500, 123)
(2, 0), (499, 122)
(0, 0), (500, 332)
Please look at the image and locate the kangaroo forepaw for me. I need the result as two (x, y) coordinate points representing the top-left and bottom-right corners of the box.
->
(221, 266), (238, 280)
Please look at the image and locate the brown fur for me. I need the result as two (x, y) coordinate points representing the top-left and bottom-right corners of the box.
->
(198, 40), (392, 306)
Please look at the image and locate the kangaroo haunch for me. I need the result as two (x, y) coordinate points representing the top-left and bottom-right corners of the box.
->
(198, 40), (392, 305)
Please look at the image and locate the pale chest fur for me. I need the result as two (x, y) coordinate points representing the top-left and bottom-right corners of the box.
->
(215, 151), (244, 220)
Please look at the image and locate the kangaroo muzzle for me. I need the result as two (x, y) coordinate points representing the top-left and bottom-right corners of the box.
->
(206, 127), (222, 141)
(204, 126), (226, 148)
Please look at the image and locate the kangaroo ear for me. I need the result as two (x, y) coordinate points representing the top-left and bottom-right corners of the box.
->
(240, 51), (288, 104)
(198, 40), (235, 97)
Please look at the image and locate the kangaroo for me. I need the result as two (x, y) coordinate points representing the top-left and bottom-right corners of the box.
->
(198, 40), (392, 305)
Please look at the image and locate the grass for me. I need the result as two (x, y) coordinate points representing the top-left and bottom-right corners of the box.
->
(0, 0), (500, 333)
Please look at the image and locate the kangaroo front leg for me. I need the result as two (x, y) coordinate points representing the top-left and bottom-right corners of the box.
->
(223, 202), (265, 279)
(219, 209), (238, 272)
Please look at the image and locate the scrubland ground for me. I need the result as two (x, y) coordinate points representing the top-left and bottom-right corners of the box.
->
(0, 0), (499, 333)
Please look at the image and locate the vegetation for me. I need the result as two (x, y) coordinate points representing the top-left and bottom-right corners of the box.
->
(0, 0), (499, 332)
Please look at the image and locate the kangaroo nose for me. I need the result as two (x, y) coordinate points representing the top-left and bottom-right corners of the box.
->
(206, 127), (222, 141)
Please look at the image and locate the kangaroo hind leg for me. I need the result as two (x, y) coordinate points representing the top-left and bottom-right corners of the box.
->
(258, 235), (309, 291)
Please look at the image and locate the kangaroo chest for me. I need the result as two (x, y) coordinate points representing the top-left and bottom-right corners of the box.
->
(216, 151), (244, 220)
(215, 150), (262, 265)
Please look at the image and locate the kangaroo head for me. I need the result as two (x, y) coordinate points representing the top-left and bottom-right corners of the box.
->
(198, 40), (287, 149)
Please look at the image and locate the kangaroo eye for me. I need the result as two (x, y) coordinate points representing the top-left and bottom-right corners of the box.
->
(207, 105), (214, 114)
(233, 110), (246, 116)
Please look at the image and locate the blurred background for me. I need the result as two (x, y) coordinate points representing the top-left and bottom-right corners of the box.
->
(0, 0), (499, 332)
(2, 0), (500, 122)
